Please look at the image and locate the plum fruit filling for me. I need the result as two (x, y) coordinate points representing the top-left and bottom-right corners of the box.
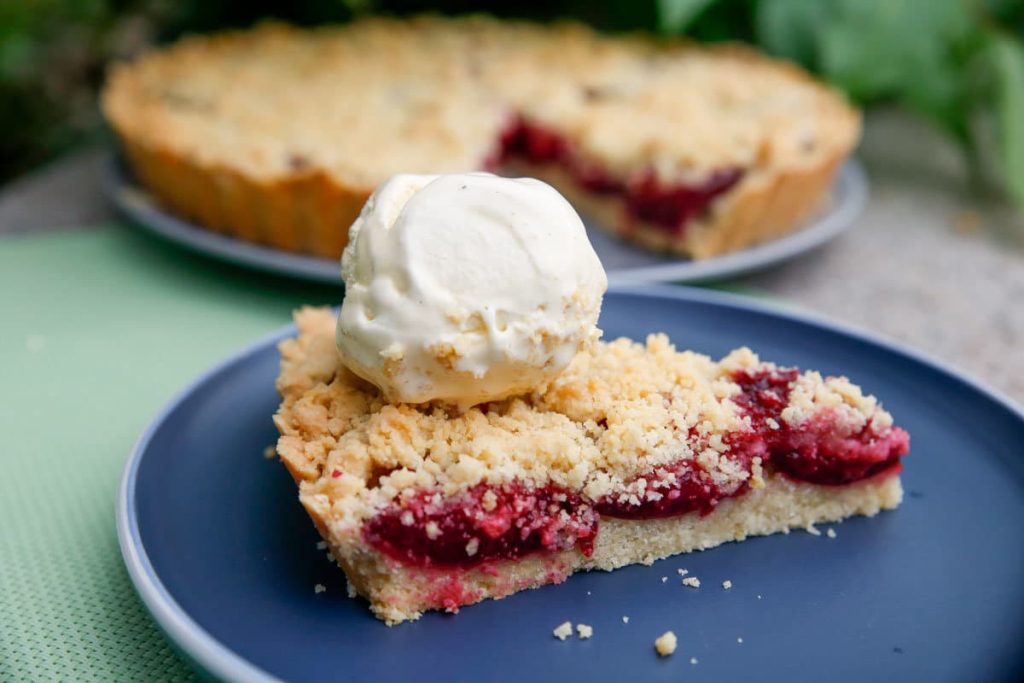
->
(491, 117), (744, 235)
(363, 483), (598, 568)
(363, 366), (908, 568)
(730, 367), (910, 486)
(595, 432), (765, 519)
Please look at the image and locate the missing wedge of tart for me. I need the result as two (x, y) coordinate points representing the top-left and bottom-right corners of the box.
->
(103, 16), (860, 260)
(274, 307), (909, 625)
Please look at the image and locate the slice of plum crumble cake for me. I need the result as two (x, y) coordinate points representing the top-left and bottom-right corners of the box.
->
(274, 307), (909, 624)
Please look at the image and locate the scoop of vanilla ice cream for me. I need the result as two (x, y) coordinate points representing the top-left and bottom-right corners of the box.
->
(336, 172), (607, 407)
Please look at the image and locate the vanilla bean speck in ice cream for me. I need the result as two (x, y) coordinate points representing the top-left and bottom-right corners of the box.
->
(335, 172), (608, 408)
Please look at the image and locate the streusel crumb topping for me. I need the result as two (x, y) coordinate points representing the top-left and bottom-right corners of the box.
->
(105, 16), (857, 185)
(275, 308), (895, 530)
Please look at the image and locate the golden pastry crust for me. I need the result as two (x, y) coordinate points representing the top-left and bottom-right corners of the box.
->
(103, 16), (861, 259)
(273, 308), (905, 624)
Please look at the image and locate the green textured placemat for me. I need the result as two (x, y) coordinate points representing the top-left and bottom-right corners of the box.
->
(0, 226), (339, 681)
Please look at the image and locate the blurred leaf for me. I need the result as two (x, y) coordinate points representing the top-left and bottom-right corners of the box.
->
(656, 0), (713, 34)
(985, 0), (1024, 27)
(990, 33), (1024, 206)
(765, 0), (975, 144)
(818, 0), (970, 97)
(595, 0), (658, 32)
(754, 0), (831, 67)
(0, 34), (37, 79)
(682, 0), (756, 42)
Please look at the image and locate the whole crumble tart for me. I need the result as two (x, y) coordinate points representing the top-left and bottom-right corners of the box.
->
(103, 16), (859, 260)
(274, 308), (909, 624)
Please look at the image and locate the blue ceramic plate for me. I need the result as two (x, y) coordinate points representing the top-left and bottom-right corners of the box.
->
(118, 286), (1024, 683)
(105, 156), (867, 286)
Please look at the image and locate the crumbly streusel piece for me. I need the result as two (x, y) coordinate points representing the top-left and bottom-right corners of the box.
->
(654, 631), (678, 657)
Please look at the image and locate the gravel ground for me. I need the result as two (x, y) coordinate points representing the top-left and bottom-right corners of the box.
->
(742, 109), (1024, 403)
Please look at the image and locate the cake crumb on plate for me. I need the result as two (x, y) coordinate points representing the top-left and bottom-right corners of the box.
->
(577, 624), (593, 639)
(553, 621), (573, 641)
(827, 527), (837, 538)
(722, 579), (733, 590)
(806, 523), (822, 536)
(682, 576), (701, 588)
(314, 583), (326, 594)
(622, 616), (630, 624)
(654, 631), (677, 657)
(690, 657), (699, 665)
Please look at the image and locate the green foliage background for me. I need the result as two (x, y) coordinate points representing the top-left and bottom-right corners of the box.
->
(3, 0), (1023, 206)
